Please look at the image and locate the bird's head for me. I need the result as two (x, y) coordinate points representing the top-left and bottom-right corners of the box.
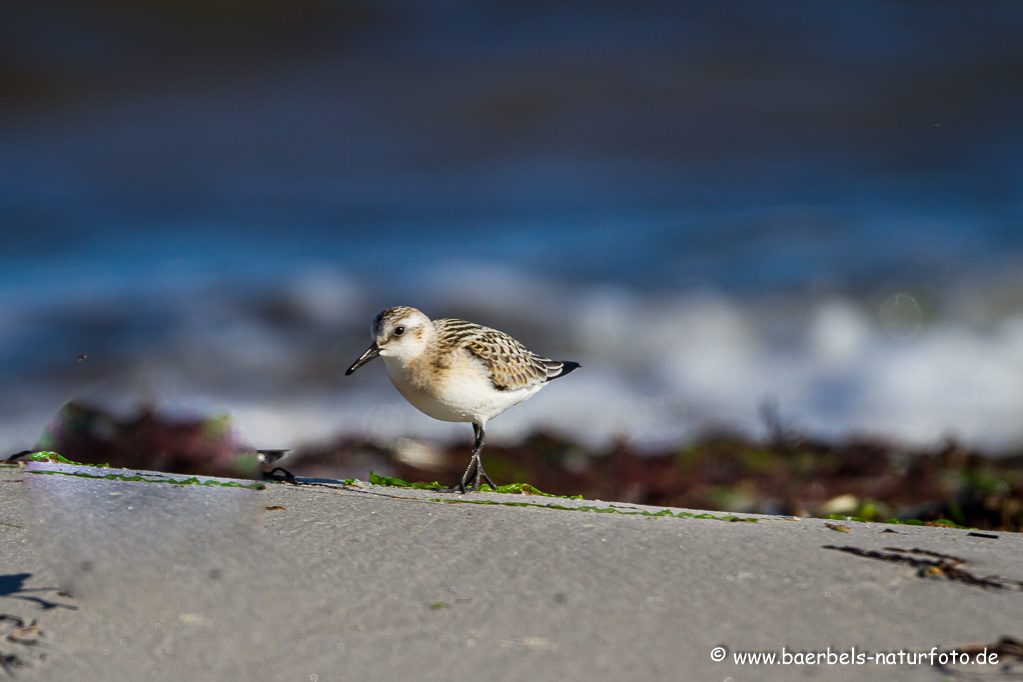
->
(346, 306), (432, 374)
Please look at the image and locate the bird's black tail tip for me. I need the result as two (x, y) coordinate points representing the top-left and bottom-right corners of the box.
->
(555, 361), (581, 378)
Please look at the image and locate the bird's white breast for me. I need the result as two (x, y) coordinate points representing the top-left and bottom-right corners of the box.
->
(383, 353), (544, 424)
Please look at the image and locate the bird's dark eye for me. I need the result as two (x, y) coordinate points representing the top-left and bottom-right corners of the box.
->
(394, 326), (405, 336)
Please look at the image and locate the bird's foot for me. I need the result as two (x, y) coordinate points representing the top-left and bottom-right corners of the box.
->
(468, 457), (498, 492)
(442, 455), (480, 493)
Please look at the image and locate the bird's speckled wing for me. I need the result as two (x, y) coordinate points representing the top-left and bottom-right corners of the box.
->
(433, 318), (554, 391)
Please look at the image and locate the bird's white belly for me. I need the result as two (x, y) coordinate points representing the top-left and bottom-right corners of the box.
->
(383, 357), (541, 423)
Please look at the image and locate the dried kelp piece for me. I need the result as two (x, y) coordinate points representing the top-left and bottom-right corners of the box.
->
(882, 546), (970, 563)
(937, 636), (1023, 681)
(823, 545), (1023, 591)
(0, 650), (24, 675)
(6, 624), (42, 646)
(959, 636), (1023, 660)
(0, 616), (23, 630)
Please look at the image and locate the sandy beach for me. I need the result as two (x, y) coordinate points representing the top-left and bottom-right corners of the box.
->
(1, 461), (1021, 681)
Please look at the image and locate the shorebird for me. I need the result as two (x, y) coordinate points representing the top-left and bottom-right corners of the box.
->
(346, 306), (580, 492)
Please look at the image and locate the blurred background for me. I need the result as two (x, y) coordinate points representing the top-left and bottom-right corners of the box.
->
(3, 0), (1023, 527)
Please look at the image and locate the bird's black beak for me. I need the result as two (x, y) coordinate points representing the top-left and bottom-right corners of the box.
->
(345, 343), (380, 375)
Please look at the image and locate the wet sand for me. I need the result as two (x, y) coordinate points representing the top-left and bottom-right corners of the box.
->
(1, 462), (1021, 681)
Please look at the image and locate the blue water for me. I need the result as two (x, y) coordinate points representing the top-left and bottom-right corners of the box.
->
(3, 1), (1023, 451)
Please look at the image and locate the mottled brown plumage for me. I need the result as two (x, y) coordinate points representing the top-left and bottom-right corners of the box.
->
(435, 319), (552, 391)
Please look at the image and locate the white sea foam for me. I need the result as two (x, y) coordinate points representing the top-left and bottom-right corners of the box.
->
(4, 265), (1023, 455)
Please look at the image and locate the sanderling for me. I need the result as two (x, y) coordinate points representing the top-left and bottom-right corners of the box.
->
(346, 306), (579, 492)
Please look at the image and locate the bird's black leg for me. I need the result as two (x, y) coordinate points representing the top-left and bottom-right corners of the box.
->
(443, 425), (479, 493)
(444, 422), (496, 493)
(444, 457), (475, 494)
(468, 423), (498, 492)
(478, 462), (498, 491)
(470, 455), (498, 492)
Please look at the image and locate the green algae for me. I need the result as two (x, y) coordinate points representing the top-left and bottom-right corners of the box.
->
(368, 472), (444, 490)
(822, 513), (873, 523)
(346, 473), (973, 529)
(888, 518), (969, 529)
(23, 451), (264, 489)
(823, 513), (972, 529)
(369, 471), (755, 521)
(368, 471), (583, 498)
(0, 521), (23, 529)
(426, 496), (758, 522)
(25, 469), (265, 490)
(27, 451), (110, 467)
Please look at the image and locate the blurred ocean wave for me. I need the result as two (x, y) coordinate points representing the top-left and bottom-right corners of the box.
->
(5, 259), (1023, 454)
